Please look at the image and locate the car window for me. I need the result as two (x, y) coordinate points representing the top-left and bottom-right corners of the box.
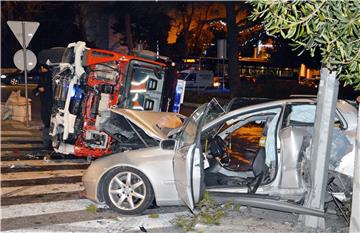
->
(178, 99), (224, 148)
(283, 103), (343, 128)
(179, 104), (206, 147)
(288, 105), (316, 124)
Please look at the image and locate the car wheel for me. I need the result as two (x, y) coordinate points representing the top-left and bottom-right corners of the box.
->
(10, 78), (19, 85)
(103, 167), (154, 215)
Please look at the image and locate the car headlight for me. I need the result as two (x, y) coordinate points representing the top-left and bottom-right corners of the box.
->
(1, 74), (7, 79)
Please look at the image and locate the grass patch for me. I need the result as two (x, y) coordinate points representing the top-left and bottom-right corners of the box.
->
(171, 192), (233, 232)
(172, 214), (197, 232)
(85, 204), (98, 213)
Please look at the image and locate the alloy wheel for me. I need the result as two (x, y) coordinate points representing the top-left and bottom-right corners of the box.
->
(108, 171), (146, 211)
(10, 78), (19, 85)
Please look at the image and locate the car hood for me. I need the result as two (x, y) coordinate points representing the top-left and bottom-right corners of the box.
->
(110, 108), (184, 141)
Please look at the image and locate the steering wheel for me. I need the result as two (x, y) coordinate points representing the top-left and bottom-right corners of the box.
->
(209, 136), (229, 163)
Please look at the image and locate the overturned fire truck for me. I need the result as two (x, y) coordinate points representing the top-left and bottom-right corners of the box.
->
(49, 41), (177, 158)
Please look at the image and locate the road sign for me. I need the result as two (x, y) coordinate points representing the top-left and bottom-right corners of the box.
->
(13, 49), (37, 71)
(7, 21), (39, 48)
(7, 21), (40, 128)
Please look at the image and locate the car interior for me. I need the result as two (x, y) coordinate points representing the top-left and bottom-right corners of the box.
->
(201, 109), (281, 193)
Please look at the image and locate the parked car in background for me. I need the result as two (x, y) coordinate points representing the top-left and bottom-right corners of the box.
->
(1, 69), (40, 85)
(83, 98), (356, 216)
(179, 70), (214, 89)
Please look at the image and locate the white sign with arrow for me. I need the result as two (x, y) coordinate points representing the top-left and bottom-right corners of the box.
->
(7, 21), (40, 127)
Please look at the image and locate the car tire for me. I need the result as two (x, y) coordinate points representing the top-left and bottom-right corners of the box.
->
(103, 166), (154, 215)
(10, 78), (19, 85)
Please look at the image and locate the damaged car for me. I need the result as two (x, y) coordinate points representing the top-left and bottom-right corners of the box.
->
(82, 98), (356, 216)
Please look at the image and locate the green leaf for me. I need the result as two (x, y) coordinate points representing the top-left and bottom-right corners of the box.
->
(287, 27), (297, 38)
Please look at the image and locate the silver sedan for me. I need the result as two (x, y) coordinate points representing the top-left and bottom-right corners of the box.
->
(82, 98), (357, 215)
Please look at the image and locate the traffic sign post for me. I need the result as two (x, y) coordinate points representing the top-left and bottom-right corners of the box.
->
(22, 22), (29, 127)
(7, 21), (39, 127)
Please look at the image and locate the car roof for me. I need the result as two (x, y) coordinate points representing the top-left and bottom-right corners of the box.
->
(205, 98), (317, 129)
(207, 97), (355, 130)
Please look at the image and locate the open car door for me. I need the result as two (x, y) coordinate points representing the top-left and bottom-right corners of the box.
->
(173, 99), (224, 210)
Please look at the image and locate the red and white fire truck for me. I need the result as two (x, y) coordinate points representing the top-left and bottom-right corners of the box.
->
(50, 41), (176, 158)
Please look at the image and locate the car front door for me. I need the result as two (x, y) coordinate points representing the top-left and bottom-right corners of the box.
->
(173, 99), (224, 210)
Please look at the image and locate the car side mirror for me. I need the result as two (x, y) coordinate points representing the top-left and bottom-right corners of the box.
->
(160, 139), (176, 150)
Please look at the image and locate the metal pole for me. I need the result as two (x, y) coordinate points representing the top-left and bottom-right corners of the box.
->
(222, 58), (225, 90)
(299, 67), (339, 229)
(22, 22), (29, 127)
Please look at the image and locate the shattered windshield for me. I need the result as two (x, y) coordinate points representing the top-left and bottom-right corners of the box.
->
(202, 99), (225, 126)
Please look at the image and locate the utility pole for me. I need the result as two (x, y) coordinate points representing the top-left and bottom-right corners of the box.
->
(300, 67), (339, 229)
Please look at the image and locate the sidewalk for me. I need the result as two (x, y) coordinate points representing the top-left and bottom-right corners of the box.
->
(126, 207), (348, 233)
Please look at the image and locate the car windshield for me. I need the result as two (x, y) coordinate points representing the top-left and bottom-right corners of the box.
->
(177, 99), (224, 147)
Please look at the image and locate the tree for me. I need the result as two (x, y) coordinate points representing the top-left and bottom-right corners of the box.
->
(251, 1), (360, 230)
(109, 2), (171, 54)
(167, 2), (224, 58)
(251, 0), (360, 90)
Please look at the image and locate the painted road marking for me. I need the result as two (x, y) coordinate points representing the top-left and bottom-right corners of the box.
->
(1, 199), (94, 219)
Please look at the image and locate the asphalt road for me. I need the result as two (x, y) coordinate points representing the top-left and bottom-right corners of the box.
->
(1, 83), (41, 122)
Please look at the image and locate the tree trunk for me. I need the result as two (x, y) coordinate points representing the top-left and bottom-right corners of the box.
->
(226, 1), (240, 97)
